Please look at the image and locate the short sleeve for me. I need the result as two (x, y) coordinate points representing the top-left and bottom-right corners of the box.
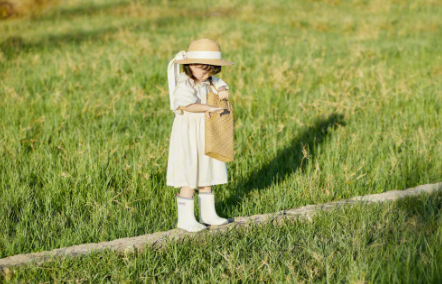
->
(214, 77), (229, 91)
(172, 79), (198, 115)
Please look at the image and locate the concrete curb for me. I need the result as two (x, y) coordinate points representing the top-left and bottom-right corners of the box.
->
(1, 182), (441, 275)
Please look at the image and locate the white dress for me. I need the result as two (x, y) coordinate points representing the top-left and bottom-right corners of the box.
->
(166, 72), (230, 189)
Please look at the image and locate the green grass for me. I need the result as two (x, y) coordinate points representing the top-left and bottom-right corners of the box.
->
(1, 0), (442, 281)
(3, 191), (442, 283)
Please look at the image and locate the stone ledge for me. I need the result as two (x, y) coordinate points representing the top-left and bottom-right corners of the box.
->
(1, 182), (441, 275)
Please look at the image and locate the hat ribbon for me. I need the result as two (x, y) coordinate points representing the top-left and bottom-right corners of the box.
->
(186, 51), (222, 59)
(167, 50), (187, 111)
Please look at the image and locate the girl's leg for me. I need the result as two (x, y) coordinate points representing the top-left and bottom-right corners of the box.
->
(198, 186), (212, 193)
(197, 185), (228, 225)
(179, 186), (195, 198)
(176, 186), (207, 232)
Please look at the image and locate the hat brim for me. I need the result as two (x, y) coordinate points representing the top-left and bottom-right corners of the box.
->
(175, 58), (234, 66)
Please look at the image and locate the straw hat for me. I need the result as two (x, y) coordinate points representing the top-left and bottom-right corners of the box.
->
(176, 39), (234, 66)
(167, 39), (233, 112)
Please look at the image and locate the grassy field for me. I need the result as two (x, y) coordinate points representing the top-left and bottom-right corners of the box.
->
(1, 0), (442, 281)
(3, 192), (442, 283)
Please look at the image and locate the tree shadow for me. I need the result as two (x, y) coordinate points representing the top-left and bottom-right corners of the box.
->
(0, 26), (114, 60)
(393, 189), (442, 228)
(220, 113), (345, 213)
(0, 0), (130, 21)
(37, 0), (130, 22)
(0, 1), (223, 61)
(0, 15), (183, 60)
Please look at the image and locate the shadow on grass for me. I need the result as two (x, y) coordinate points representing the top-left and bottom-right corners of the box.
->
(0, 0), (131, 22)
(0, 1), (227, 60)
(37, 0), (130, 21)
(0, 16), (183, 60)
(220, 113), (345, 212)
(393, 189), (442, 227)
(0, 26), (118, 59)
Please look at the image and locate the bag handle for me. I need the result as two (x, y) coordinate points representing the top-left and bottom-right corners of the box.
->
(208, 84), (229, 103)
(208, 83), (217, 93)
(207, 85), (233, 117)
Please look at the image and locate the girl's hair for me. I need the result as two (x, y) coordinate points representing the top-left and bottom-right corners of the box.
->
(183, 64), (221, 86)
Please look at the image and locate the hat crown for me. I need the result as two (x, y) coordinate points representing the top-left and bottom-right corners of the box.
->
(187, 39), (221, 52)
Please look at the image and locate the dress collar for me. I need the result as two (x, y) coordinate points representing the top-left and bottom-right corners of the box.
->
(189, 77), (211, 88)
(178, 73), (211, 88)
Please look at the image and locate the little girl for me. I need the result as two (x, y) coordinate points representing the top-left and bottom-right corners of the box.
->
(166, 39), (234, 232)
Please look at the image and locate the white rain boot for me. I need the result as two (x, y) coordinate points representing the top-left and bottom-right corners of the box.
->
(176, 193), (208, 232)
(198, 192), (229, 226)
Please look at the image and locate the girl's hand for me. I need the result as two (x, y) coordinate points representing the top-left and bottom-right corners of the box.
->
(206, 107), (224, 118)
(217, 88), (229, 100)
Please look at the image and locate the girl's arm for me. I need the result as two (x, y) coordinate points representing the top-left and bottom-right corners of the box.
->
(216, 86), (229, 100)
(213, 77), (229, 100)
(178, 103), (222, 113)
(214, 77), (229, 90)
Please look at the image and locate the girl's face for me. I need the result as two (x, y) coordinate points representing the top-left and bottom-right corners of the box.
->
(189, 65), (211, 82)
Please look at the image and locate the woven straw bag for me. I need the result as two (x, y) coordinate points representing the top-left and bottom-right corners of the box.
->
(205, 85), (234, 163)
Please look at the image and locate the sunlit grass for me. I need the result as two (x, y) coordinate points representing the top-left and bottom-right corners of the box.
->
(0, 0), (441, 280)
(4, 191), (442, 283)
